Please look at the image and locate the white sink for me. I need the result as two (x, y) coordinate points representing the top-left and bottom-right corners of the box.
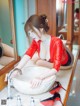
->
(12, 66), (56, 95)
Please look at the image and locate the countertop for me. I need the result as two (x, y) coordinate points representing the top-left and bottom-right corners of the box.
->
(0, 45), (79, 106)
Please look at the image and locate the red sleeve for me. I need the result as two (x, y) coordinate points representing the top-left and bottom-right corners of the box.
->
(25, 40), (37, 58)
(53, 40), (63, 71)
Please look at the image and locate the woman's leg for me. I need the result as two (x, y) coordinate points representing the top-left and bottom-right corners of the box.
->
(60, 46), (74, 70)
(36, 59), (53, 69)
(2, 43), (14, 57)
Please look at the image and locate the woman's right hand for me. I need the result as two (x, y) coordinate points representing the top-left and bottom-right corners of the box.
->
(30, 78), (43, 88)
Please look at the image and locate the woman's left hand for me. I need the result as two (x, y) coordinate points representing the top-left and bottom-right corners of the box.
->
(30, 78), (43, 88)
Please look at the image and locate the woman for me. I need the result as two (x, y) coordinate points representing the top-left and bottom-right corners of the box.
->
(74, 8), (79, 20)
(9, 14), (73, 88)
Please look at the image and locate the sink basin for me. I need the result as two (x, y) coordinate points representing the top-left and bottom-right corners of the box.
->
(12, 66), (56, 95)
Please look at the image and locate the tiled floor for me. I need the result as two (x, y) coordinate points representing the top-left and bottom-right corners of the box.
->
(67, 59), (80, 106)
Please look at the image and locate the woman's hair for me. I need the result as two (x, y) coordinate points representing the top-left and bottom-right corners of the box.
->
(24, 14), (49, 35)
(0, 43), (3, 57)
(75, 8), (79, 13)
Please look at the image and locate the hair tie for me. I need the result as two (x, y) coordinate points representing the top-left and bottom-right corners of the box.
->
(45, 19), (48, 23)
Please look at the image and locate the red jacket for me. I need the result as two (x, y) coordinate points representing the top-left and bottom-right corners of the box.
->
(25, 36), (68, 71)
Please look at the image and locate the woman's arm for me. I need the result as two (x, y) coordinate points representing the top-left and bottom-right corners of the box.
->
(15, 54), (30, 69)
(2, 43), (14, 57)
(15, 40), (38, 69)
(53, 40), (63, 71)
(30, 68), (57, 88)
(5, 40), (38, 80)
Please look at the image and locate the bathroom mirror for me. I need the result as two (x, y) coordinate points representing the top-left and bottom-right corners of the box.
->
(0, 0), (20, 75)
(56, 0), (68, 40)
(57, 0), (80, 43)
(73, 0), (80, 44)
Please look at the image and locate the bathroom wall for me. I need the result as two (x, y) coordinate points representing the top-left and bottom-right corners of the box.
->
(13, 0), (36, 56)
(28, 0), (36, 17)
(0, 0), (12, 46)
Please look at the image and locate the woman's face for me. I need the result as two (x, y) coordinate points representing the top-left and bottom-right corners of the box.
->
(28, 27), (41, 41)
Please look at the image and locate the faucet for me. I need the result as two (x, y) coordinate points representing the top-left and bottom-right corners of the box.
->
(7, 73), (13, 99)
(30, 97), (35, 106)
(17, 95), (22, 106)
(7, 69), (22, 99)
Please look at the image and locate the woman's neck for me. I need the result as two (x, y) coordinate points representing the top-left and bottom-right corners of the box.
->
(41, 33), (50, 41)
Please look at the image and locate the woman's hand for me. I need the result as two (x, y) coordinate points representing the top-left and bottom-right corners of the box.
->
(29, 68), (57, 88)
(30, 78), (43, 88)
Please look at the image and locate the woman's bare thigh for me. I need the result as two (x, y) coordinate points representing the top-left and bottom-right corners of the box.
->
(36, 59), (53, 69)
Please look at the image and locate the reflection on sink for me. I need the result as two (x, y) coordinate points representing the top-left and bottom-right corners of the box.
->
(12, 66), (56, 95)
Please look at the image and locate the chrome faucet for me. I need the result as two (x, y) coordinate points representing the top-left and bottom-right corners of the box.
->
(7, 69), (22, 99)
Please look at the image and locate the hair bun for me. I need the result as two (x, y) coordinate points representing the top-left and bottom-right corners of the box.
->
(40, 14), (48, 24)
(40, 14), (47, 19)
(39, 14), (49, 32)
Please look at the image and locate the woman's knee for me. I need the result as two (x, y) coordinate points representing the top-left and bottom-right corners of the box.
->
(35, 60), (43, 65)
